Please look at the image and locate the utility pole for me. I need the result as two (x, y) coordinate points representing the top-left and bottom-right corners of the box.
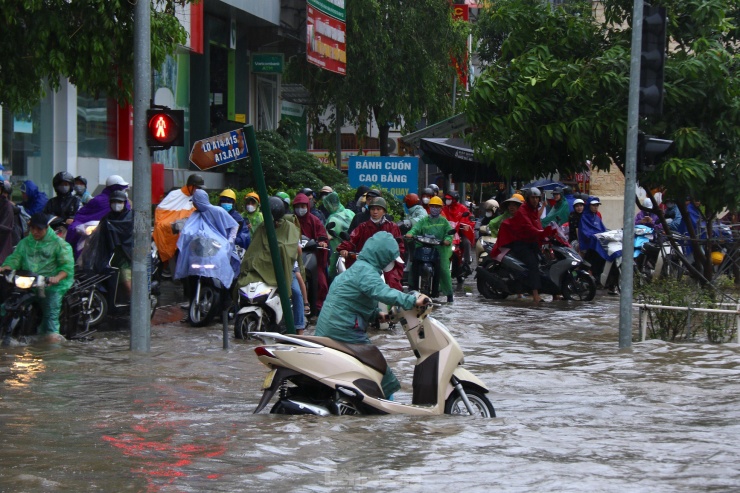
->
(618, 0), (645, 349)
(131, 0), (152, 352)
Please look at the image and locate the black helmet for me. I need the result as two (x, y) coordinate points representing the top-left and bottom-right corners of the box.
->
(110, 190), (127, 203)
(1, 181), (11, 195)
(445, 190), (459, 201)
(269, 196), (286, 222)
(186, 174), (205, 188)
(53, 171), (74, 189)
(299, 187), (314, 199)
(74, 176), (87, 186)
(421, 187), (434, 197)
(428, 184), (440, 194)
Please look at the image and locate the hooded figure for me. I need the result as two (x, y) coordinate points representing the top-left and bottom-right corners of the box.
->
(347, 186), (369, 215)
(19, 180), (48, 216)
(323, 192), (355, 280)
(174, 190), (239, 288)
(153, 176), (200, 264)
(294, 193), (330, 310)
(315, 231), (418, 398)
(578, 197), (608, 252)
(78, 191), (133, 273)
(66, 176), (129, 256)
(542, 189), (570, 226)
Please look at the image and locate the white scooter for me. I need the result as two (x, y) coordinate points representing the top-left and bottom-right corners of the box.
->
(251, 298), (495, 417)
(234, 281), (283, 339)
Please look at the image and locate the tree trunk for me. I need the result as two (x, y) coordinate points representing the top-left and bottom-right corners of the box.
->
(378, 123), (391, 157)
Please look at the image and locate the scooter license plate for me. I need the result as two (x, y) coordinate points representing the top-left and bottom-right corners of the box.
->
(262, 369), (277, 389)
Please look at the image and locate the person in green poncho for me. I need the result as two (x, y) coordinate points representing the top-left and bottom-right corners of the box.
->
(542, 187), (570, 227)
(243, 192), (264, 234)
(323, 192), (355, 282)
(405, 196), (454, 302)
(487, 194), (524, 237)
(1, 212), (74, 342)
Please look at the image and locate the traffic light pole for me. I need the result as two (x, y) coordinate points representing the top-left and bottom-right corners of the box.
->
(618, 0), (645, 349)
(131, 0), (152, 352)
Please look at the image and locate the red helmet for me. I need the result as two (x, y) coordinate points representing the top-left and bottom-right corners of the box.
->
(404, 193), (420, 208)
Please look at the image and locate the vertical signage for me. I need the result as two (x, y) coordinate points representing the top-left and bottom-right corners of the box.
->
(307, 0), (346, 75)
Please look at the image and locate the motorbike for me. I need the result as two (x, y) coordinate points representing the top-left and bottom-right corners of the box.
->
(407, 231), (455, 297)
(300, 236), (320, 317)
(251, 298), (496, 417)
(233, 281), (283, 339)
(476, 224), (596, 301)
(449, 212), (475, 284)
(187, 242), (242, 327)
(475, 223), (496, 258)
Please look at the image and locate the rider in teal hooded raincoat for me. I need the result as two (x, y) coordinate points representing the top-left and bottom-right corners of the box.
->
(315, 231), (422, 398)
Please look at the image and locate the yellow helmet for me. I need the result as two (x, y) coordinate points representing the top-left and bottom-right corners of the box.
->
(245, 192), (260, 204)
(429, 196), (444, 206)
(711, 251), (724, 266)
(512, 193), (525, 202)
(219, 189), (236, 201)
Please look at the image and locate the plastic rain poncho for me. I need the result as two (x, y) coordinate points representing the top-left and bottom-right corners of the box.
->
(323, 192), (355, 279)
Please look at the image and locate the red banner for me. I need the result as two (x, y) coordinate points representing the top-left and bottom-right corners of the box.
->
(306, 4), (347, 75)
(451, 4), (469, 87)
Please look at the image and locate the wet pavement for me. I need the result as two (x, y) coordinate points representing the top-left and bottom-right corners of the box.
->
(1, 279), (739, 492)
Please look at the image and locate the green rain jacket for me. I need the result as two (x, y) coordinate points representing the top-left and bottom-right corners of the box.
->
(542, 198), (570, 226)
(487, 211), (513, 237)
(323, 192), (355, 252)
(405, 204), (428, 227)
(2, 227), (74, 293)
(407, 215), (453, 244)
(316, 232), (416, 344)
(244, 210), (264, 234)
(237, 219), (300, 298)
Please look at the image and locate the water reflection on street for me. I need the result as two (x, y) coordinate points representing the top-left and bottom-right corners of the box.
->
(1, 286), (739, 492)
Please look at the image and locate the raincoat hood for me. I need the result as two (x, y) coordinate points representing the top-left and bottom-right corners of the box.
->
(323, 192), (344, 215)
(190, 189), (238, 239)
(292, 193), (310, 206)
(192, 189), (211, 211)
(357, 231), (399, 271)
(20, 180), (48, 215)
(354, 186), (370, 202)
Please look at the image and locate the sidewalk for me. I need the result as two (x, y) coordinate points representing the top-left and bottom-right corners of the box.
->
(151, 279), (188, 326)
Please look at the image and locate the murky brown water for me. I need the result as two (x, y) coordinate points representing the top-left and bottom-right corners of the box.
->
(1, 285), (739, 492)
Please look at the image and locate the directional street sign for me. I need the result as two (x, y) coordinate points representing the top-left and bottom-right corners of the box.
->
(189, 128), (248, 171)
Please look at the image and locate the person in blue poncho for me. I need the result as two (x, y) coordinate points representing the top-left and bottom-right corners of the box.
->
(19, 180), (48, 216)
(579, 197), (608, 287)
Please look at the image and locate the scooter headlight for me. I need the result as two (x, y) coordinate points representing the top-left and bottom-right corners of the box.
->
(14, 276), (35, 289)
(84, 225), (97, 235)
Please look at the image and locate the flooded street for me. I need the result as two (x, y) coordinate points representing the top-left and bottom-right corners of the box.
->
(1, 283), (739, 492)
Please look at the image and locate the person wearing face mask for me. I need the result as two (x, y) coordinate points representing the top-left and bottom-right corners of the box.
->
(79, 190), (134, 296)
(316, 231), (430, 399)
(299, 188), (326, 224)
(73, 176), (92, 204)
(420, 187), (435, 213)
(442, 190), (475, 276)
(337, 197), (405, 290)
(405, 196), (454, 302)
(43, 171), (81, 225)
(219, 189), (249, 248)
(243, 192), (264, 234)
(403, 193), (427, 227)
(480, 199), (500, 227)
(488, 194), (523, 237)
(293, 193), (330, 313)
(348, 189), (393, 233)
(68, 174), (130, 258)
(153, 173), (203, 269)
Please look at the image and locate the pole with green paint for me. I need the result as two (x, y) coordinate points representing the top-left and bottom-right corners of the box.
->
(243, 125), (295, 334)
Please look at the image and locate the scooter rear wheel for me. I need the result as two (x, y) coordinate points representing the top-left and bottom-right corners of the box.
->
(234, 312), (260, 339)
(444, 387), (496, 417)
(561, 270), (597, 301)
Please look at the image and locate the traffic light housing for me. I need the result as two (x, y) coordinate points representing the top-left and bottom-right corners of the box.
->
(639, 4), (667, 116)
(146, 106), (184, 150)
(637, 132), (674, 173)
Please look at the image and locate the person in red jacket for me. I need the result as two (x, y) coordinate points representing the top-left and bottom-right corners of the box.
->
(293, 193), (329, 313)
(493, 187), (548, 303)
(442, 190), (474, 275)
(336, 197), (405, 290)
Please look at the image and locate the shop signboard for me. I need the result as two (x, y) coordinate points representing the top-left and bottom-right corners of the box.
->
(348, 156), (419, 199)
(307, 0), (346, 75)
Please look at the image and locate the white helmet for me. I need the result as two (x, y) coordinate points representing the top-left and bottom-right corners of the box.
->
(106, 175), (129, 187)
(643, 198), (653, 209)
(573, 198), (585, 206)
(484, 199), (499, 212)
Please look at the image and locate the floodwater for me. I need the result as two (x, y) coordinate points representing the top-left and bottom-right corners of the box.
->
(1, 284), (739, 493)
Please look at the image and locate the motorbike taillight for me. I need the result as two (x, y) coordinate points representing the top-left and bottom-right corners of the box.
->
(254, 346), (276, 358)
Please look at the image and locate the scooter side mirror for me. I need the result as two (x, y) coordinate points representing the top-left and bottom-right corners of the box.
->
(339, 231), (351, 241)
(447, 229), (456, 236)
(326, 221), (336, 230)
(462, 211), (470, 218)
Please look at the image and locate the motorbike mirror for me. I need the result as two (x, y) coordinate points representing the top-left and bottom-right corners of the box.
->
(339, 231), (351, 241)
(447, 229), (456, 236)
(462, 211), (470, 217)
(326, 221), (336, 230)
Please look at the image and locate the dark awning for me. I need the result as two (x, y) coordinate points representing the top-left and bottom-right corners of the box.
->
(419, 137), (500, 183)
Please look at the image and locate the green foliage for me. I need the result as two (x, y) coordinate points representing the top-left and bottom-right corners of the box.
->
(229, 131), (347, 192)
(0, 0), (190, 112)
(468, 0), (740, 224)
(285, 0), (467, 152)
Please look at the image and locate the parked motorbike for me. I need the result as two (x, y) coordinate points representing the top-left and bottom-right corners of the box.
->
(476, 224), (596, 301)
(251, 298), (495, 417)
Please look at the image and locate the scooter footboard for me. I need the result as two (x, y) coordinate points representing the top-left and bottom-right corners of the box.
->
(444, 367), (490, 400)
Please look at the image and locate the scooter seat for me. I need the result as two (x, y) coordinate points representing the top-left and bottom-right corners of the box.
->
(293, 335), (389, 375)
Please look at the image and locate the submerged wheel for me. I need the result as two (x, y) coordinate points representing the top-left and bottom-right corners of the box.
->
(189, 283), (220, 327)
(234, 312), (260, 339)
(420, 267), (434, 297)
(444, 387), (496, 417)
(476, 265), (509, 299)
(561, 270), (596, 301)
(86, 290), (108, 327)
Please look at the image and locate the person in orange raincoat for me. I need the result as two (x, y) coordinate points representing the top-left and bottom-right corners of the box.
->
(153, 174), (204, 271)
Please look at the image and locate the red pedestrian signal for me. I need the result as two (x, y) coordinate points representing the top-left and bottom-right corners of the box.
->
(146, 107), (184, 150)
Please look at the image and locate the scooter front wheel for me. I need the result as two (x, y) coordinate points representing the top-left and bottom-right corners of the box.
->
(444, 387), (496, 417)
(234, 312), (260, 339)
(561, 270), (596, 301)
(189, 282), (220, 327)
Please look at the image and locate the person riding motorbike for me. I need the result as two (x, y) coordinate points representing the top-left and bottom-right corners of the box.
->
(487, 194), (524, 237)
(68, 175), (129, 258)
(317, 185), (333, 220)
(293, 193), (330, 314)
(442, 190), (474, 274)
(43, 171), (81, 226)
(663, 197), (683, 231)
(542, 187), (570, 226)
(0, 181), (23, 264)
(219, 189), (250, 248)
(403, 193), (428, 227)
(568, 198), (585, 246)
(323, 192), (355, 281)
(337, 197), (405, 290)
(299, 188), (326, 224)
(492, 188), (549, 303)
(480, 199), (500, 227)
(348, 189), (392, 233)
(579, 197), (609, 287)
(244, 192), (264, 234)
(635, 198), (661, 229)
(19, 180), (48, 217)
(347, 186), (370, 215)
(405, 196), (454, 302)
(0, 212), (74, 343)
(420, 187), (435, 213)
(73, 176), (92, 204)
(238, 196), (306, 334)
(315, 231), (429, 399)
(153, 173), (202, 269)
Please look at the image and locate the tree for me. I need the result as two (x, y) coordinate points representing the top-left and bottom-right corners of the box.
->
(467, 0), (740, 281)
(0, 0), (190, 112)
(286, 0), (468, 156)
